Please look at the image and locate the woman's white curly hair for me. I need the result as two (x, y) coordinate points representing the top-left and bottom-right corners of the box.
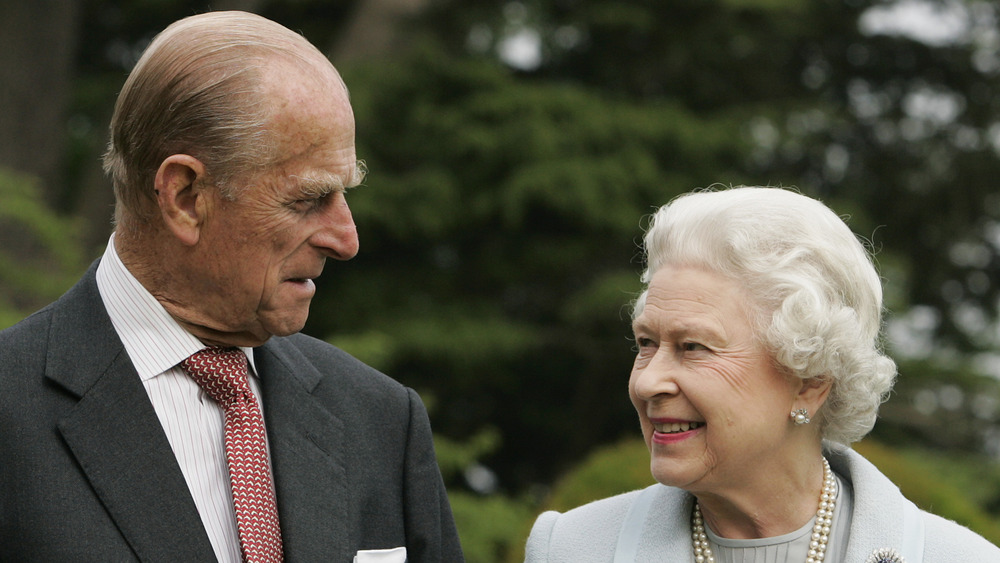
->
(632, 186), (897, 445)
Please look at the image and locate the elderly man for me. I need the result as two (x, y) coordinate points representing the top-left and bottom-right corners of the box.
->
(0, 11), (463, 563)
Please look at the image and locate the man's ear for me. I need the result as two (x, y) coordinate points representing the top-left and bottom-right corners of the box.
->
(154, 155), (209, 246)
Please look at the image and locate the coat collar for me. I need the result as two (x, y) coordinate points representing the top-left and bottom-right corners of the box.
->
(46, 262), (215, 561)
(825, 444), (916, 562)
(634, 445), (917, 561)
(47, 261), (355, 560)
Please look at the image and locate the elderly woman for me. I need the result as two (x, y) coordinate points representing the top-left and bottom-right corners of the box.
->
(525, 187), (999, 562)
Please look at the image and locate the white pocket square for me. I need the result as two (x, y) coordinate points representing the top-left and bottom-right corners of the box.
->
(353, 546), (407, 563)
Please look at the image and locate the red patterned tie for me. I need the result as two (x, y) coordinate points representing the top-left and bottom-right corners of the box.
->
(182, 347), (284, 562)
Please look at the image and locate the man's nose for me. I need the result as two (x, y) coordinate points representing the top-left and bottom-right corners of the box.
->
(312, 193), (359, 260)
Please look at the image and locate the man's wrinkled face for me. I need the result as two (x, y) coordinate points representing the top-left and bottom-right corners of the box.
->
(189, 64), (362, 345)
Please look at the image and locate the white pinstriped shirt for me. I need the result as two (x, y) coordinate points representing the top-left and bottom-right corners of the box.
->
(95, 235), (269, 563)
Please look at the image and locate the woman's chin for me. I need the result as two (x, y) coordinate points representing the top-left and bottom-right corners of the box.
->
(648, 458), (687, 488)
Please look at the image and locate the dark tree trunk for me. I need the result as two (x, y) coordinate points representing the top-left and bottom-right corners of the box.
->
(0, 0), (80, 205)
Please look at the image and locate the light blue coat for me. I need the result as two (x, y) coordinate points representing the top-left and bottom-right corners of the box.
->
(525, 446), (999, 562)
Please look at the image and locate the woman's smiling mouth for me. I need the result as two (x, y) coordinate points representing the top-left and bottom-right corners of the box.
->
(653, 421), (704, 434)
(649, 419), (705, 445)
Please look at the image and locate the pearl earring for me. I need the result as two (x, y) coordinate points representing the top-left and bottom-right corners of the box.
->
(791, 408), (811, 425)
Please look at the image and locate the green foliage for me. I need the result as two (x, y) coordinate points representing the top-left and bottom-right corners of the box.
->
(435, 426), (504, 483)
(425, 0), (1000, 354)
(314, 39), (751, 488)
(450, 491), (535, 563)
(0, 168), (87, 328)
(10, 4), (1000, 561)
(309, 0), (1000, 500)
(541, 439), (654, 513)
(330, 309), (542, 374)
(433, 426), (536, 563)
(872, 358), (1000, 455)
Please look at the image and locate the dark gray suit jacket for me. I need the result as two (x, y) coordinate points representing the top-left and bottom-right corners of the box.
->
(0, 262), (464, 562)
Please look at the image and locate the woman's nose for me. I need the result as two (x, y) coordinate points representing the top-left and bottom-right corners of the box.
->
(631, 351), (681, 400)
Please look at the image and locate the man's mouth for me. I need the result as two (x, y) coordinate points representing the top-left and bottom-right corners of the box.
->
(286, 272), (321, 284)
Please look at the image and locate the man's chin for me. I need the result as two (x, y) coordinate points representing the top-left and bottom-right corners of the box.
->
(190, 308), (309, 347)
(259, 310), (310, 339)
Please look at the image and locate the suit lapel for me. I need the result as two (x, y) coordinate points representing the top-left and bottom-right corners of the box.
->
(47, 266), (214, 561)
(255, 339), (350, 562)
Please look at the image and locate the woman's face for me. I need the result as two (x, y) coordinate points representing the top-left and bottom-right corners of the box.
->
(629, 264), (801, 495)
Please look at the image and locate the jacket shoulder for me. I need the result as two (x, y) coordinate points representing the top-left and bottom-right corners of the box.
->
(0, 260), (103, 367)
(275, 332), (368, 366)
(921, 510), (1000, 560)
(525, 489), (642, 563)
(262, 332), (409, 399)
(0, 304), (54, 357)
(0, 293), (66, 399)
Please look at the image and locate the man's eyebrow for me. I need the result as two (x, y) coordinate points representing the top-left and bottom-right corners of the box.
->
(350, 159), (368, 188)
(292, 160), (367, 197)
(294, 175), (340, 197)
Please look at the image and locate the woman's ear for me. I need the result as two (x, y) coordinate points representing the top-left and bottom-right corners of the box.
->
(794, 375), (833, 418)
(154, 154), (209, 246)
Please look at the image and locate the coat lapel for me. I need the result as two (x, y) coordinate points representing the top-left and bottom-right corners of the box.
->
(46, 266), (215, 562)
(255, 339), (350, 562)
(639, 485), (695, 559)
(828, 446), (911, 562)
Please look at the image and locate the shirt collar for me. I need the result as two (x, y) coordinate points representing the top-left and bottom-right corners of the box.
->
(96, 234), (258, 380)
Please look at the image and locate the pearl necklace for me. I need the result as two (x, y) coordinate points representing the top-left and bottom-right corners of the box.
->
(691, 457), (837, 563)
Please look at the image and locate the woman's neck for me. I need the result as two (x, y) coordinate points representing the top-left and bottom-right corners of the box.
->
(693, 452), (827, 539)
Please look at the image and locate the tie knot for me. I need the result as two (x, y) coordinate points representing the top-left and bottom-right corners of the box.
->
(182, 347), (251, 407)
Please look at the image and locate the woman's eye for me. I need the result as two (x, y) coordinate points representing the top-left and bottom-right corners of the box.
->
(633, 337), (657, 353)
(682, 342), (708, 352)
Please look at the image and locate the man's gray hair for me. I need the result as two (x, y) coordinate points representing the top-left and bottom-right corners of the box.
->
(103, 11), (341, 233)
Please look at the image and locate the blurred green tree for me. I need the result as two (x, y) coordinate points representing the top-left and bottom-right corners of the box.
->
(324, 0), (1000, 492)
(0, 168), (87, 327)
(4, 1), (1000, 559)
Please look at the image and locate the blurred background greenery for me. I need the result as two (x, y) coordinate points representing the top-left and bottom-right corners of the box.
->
(3, 0), (1000, 560)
